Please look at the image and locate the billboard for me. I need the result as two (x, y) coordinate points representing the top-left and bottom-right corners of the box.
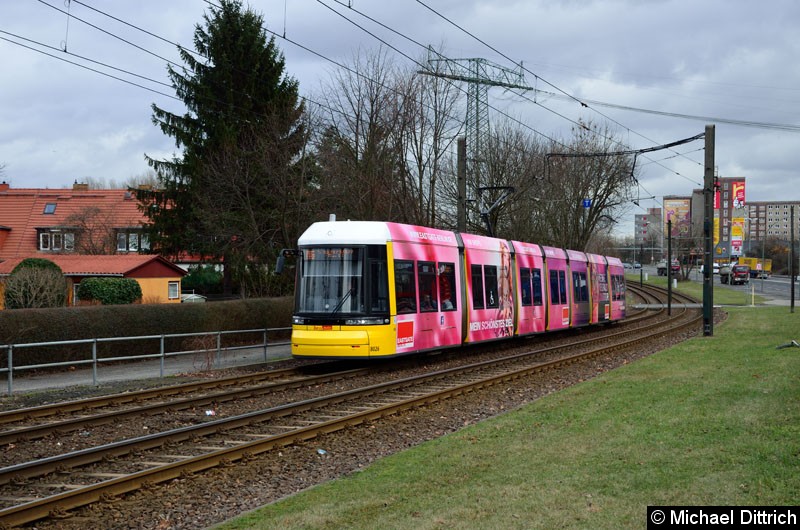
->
(732, 181), (746, 209)
(664, 197), (692, 239)
(731, 217), (745, 256)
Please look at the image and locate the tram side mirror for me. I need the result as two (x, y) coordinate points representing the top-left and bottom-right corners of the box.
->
(275, 248), (299, 274)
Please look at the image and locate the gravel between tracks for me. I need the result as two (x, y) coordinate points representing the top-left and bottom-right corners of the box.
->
(20, 309), (722, 530)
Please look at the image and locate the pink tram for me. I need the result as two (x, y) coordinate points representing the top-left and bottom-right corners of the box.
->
(288, 220), (626, 358)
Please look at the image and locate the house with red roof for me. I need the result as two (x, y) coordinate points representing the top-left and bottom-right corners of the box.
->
(0, 254), (186, 309)
(0, 181), (148, 260)
(0, 181), (186, 308)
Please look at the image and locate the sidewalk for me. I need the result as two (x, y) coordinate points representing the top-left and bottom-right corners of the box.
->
(2, 343), (293, 396)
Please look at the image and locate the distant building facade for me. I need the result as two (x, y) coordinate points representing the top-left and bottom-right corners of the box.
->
(637, 175), (799, 262)
(746, 200), (800, 243)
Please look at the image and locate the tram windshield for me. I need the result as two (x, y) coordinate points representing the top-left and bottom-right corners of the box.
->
(297, 246), (390, 317)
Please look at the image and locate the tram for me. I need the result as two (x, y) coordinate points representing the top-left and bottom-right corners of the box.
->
(283, 219), (626, 358)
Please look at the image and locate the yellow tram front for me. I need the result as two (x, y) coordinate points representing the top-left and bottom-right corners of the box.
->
(289, 220), (397, 358)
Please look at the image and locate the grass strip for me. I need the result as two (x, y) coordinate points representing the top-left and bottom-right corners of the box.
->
(626, 273), (768, 306)
(215, 307), (799, 529)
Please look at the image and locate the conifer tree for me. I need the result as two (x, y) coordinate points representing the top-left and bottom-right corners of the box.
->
(140, 0), (304, 295)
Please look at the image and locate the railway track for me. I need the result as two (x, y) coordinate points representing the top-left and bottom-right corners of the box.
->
(0, 283), (697, 527)
(0, 284), (661, 451)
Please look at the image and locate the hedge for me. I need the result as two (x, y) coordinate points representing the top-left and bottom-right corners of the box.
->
(77, 277), (143, 305)
(0, 297), (293, 367)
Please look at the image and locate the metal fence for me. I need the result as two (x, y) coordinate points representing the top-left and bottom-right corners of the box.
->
(0, 327), (291, 395)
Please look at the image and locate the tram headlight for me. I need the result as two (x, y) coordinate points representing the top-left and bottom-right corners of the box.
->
(292, 316), (306, 325)
(345, 317), (389, 326)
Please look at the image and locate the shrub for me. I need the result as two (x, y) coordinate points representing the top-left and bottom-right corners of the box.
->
(4, 258), (67, 309)
(0, 297), (292, 366)
(77, 277), (143, 305)
(181, 265), (223, 295)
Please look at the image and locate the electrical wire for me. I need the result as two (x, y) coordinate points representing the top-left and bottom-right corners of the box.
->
(0, 34), (179, 100)
(0, 28), (173, 90)
(317, 0), (694, 197)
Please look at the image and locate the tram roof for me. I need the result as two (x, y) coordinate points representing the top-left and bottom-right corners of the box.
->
(298, 221), (460, 247)
(299, 221), (393, 246)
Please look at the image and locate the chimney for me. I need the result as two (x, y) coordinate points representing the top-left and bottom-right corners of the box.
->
(0, 181), (9, 192)
(72, 181), (89, 191)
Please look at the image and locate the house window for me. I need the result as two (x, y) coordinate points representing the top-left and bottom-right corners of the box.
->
(116, 230), (149, 252)
(38, 230), (75, 252)
(168, 281), (180, 300)
(43, 203), (57, 214)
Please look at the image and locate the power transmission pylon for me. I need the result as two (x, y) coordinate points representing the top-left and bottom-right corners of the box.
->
(419, 49), (531, 231)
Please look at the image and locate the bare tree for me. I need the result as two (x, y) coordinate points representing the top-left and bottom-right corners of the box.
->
(313, 47), (405, 222)
(63, 206), (118, 254)
(513, 120), (636, 250)
(4, 267), (67, 309)
(392, 50), (463, 227)
(479, 120), (545, 238)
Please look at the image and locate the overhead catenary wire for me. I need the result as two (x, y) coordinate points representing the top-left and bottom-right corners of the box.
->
(10, 0), (780, 206)
(5, 2), (372, 136)
(0, 34), (179, 101)
(67, 0), (682, 196)
(412, 0), (708, 172)
(318, 0), (699, 196)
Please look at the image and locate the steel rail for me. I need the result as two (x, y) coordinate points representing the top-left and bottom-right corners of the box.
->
(0, 363), (346, 425)
(0, 287), (699, 526)
(0, 367), (371, 446)
(0, 286), (658, 446)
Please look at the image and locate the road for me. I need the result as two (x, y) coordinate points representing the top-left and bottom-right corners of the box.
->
(634, 264), (798, 304)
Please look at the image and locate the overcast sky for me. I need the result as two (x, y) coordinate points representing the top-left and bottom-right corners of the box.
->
(2, 0), (799, 237)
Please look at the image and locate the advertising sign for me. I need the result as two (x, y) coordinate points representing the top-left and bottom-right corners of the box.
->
(731, 217), (745, 257)
(732, 181), (746, 209)
(664, 197), (692, 238)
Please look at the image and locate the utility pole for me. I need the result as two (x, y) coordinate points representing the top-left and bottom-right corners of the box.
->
(457, 137), (467, 233)
(703, 125), (715, 336)
(791, 204), (796, 313)
(667, 219), (673, 316)
(420, 50), (531, 233)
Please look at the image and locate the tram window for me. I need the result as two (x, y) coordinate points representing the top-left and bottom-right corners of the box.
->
(394, 260), (416, 314)
(558, 270), (567, 305)
(471, 264), (484, 309)
(438, 262), (457, 311)
(549, 270), (561, 305)
(370, 260), (388, 312)
(520, 268), (532, 307)
(572, 272), (588, 302)
(484, 265), (498, 308)
(418, 261), (438, 312)
(532, 268), (543, 306)
(612, 275), (626, 300)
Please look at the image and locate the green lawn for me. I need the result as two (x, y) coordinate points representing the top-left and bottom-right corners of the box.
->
(214, 307), (799, 530)
(626, 273), (769, 306)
